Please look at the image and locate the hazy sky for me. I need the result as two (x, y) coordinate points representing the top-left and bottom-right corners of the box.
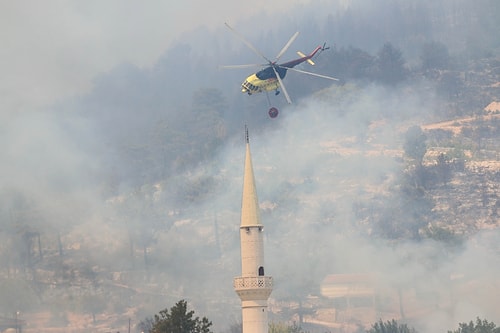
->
(0, 0), (312, 114)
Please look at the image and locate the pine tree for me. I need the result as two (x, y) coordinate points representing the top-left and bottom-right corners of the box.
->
(367, 319), (417, 333)
(447, 318), (500, 333)
(150, 300), (213, 333)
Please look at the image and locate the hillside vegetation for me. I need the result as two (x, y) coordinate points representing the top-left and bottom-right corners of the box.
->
(0, 0), (499, 332)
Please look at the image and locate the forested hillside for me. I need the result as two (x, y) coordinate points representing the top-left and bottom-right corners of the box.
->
(0, 0), (499, 332)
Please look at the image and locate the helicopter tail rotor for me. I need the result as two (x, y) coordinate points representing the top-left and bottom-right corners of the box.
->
(315, 42), (331, 58)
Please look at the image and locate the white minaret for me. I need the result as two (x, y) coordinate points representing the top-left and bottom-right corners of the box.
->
(234, 129), (273, 333)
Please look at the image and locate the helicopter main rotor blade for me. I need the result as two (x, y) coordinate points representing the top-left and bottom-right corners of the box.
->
(275, 31), (299, 62)
(225, 23), (272, 64)
(272, 67), (292, 104)
(283, 66), (340, 81)
(219, 64), (266, 69)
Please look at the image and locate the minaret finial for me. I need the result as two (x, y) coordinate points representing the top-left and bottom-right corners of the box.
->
(245, 125), (249, 144)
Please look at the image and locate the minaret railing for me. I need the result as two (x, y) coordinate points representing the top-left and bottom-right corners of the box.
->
(234, 276), (273, 290)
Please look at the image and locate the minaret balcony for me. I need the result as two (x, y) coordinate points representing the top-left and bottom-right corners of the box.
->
(234, 276), (273, 290)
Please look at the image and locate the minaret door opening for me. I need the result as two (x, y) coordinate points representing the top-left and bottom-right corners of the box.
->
(259, 266), (264, 276)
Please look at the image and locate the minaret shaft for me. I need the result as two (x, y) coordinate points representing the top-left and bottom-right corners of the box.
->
(234, 138), (273, 333)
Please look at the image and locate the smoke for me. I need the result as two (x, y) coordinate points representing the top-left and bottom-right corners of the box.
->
(1, 0), (499, 331)
(2, 64), (497, 333)
(208, 82), (499, 330)
(0, 110), (102, 226)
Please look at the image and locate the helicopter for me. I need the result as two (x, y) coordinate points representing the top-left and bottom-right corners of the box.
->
(221, 23), (339, 118)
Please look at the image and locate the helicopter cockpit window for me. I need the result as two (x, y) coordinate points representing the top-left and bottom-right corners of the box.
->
(256, 67), (287, 80)
(256, 67), (274, 80)
(242, 81), (259, 91)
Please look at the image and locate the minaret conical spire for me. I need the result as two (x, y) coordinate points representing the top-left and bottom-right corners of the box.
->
(234, 127), (273, 333)
(241, 127), (262, 228)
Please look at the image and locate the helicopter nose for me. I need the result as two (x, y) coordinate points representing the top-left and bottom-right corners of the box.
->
(241, 81), (250, 93)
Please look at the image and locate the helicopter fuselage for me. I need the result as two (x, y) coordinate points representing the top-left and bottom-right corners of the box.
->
(241, 68), (284, 94)
(241, 45), (323, 95)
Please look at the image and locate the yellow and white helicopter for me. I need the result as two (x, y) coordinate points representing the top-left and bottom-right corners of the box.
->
(221, 23), (339, 118)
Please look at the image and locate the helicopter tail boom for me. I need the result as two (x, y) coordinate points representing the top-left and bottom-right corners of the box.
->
(308, 44), (329, 58)
(296, 51), (315, 65)
(282, 44), (329, 68)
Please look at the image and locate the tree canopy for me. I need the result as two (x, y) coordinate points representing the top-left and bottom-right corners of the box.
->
(403, 125), (427, 166)
(148, 300), (213, 333)
(367, 319), (417, 333)
(366, 318), (500, 333)
(447, 318), (500, 333)
(375, 43), (408, 85)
